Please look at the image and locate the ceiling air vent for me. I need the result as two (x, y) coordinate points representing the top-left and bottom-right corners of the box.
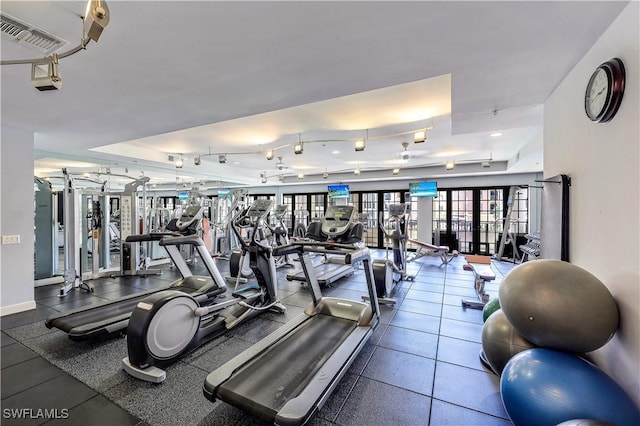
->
(1, 12), (68, 55)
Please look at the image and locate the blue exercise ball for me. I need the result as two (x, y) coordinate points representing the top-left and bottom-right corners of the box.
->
(499, 260), (619, 353)
(501, 348), (640, 426)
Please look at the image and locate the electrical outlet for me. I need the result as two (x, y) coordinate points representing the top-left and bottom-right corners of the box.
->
(2, 235), (20, 245)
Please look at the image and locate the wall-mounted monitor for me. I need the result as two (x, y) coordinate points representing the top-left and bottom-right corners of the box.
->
(217, 189), (230, 197)
(328, 184), (350, 199)
(178, 191), (189, 201)
(409, 181), (438, 197)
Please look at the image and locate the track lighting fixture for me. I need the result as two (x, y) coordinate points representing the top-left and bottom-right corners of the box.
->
(84, 0), (111, 42)
(392, 168), (400, 175)
(322, 170), (328, 180)
(414, 130), (426, 143)
(446, 160), (455, 170)
(2, 1), (111, 91)
(31, 54), (61, 91)
(266, 149), (274, 160)
(175, 156), (184, 168)
(297, 173), (304, 180)
(354, 166), (361, 175)
(294, 134), (304, 154)
(354, 139), (365, 152)
(194, 155), (201, 166)
(218, 154), (227, 164)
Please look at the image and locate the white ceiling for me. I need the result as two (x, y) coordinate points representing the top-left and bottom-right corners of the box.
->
(0, 1), (628, 190)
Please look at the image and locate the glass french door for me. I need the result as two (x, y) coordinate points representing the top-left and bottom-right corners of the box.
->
(309, 193), (326, 221)
(478, 189), (505, 255)
(437, 187), (527, 255)
(450, 189), (474, 253)
(359, 192), (379, 247)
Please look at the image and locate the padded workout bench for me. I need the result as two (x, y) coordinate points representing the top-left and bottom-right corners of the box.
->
(461, 255), (496, 309)
(408, 239), (458, 266)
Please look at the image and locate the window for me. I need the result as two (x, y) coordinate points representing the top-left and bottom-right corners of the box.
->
(310, 193), (326, 221)
(281, 194), (294, 231)
(360, 192), (378, 247)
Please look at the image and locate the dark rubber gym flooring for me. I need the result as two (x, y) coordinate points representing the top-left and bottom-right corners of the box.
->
(1, 251), (516, 425)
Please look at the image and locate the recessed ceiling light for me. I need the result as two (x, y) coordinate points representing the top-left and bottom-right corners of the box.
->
(234, 161), (240, 165)
(332, 150), (340, 155)
(490, 132), (502, 137)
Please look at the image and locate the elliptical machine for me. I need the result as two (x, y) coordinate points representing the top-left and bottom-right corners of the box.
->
(268, 204), (294, 268)
(228, 203), (293, 281)
(372, 203), (414, 305)
(121, 199), (286, 383)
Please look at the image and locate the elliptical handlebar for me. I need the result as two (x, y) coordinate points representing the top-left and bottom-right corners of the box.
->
(379, 204), (409, 240)
(230, 199), (274, 252)
(265, 204), (289, 235)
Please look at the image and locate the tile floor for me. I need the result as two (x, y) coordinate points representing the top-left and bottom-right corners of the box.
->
(1, 251), (516, 425)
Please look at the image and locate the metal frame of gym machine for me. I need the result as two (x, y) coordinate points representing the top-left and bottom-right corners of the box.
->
(58, 170), (163, 296)
(369, 203), (415, 306)
(212, 188), (248, 259)
(58, 169), (100, 296)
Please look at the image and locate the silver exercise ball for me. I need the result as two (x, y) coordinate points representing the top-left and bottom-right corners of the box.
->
(498, 259), (619, 353)
(481, 309), (536, 375)
(556, 420), (616, 426)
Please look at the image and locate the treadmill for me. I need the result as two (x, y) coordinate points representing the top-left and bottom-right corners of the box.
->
(45, 207), (225, 341)
(286, 205), (365, 286)
(203, 240), (380, 425)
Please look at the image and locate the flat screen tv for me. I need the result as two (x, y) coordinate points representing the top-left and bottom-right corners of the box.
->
(328, 184), (350, 199)
(409, 181), (437, 197)
(217, 189), (230, 197)
(178, 191), (189, 201)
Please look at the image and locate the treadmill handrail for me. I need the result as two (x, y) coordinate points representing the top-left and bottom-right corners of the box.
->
(273, 241), (368, 264)
(125, 232), (180, 243)
(159, 234), (205, 247)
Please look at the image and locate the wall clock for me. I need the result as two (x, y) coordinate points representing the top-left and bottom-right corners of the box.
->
(584, 58), (625, 123)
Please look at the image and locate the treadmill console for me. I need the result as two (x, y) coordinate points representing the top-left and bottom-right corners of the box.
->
(322, 205), (354, 237)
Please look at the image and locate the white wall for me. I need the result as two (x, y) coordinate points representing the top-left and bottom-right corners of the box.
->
(0, 127), (36, 315)
(544, 2), (639, 407)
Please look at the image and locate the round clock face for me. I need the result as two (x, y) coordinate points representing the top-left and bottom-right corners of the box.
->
(584, 58), (625, 123)
(585, 67), (609, 120)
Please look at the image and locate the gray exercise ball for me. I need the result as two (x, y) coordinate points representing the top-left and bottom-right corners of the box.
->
(481, 309), (536, 375)
(499, 259), (619, 353)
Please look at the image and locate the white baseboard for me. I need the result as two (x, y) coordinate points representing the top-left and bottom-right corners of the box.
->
(0, 300), (37, 317)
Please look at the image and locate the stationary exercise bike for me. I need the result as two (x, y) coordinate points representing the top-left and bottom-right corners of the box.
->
(121, 199), (286, 383)
(372, 203), (414, 305)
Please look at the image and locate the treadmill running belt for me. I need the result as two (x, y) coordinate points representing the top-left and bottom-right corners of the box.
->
(47, 295), (149, 333)
(217, 314), (356, 420)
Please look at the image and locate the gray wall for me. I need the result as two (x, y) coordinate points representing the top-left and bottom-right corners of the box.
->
(1, 127), (36, 314)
